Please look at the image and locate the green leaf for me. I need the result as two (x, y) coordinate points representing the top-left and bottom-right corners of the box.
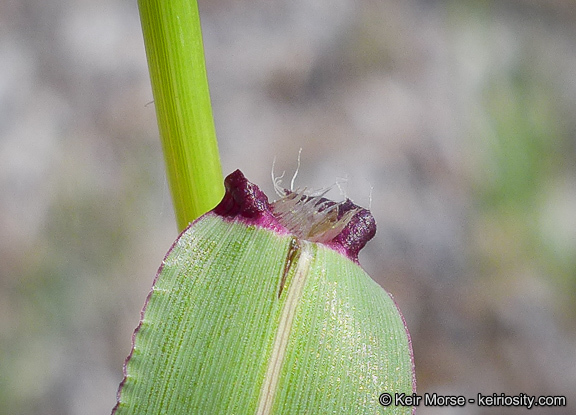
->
(113, 171), (414, 414)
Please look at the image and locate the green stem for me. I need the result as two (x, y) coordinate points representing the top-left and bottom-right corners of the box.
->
(138, 0), (224, 231)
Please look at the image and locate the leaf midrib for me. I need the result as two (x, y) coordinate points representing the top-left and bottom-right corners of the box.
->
(255, 240), (313, 414)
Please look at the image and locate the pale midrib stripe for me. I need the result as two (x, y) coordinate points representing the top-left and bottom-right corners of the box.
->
(255, 241), (312, 415)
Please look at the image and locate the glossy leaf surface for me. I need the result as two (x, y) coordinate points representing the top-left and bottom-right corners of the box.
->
(113, 172), (414, 414)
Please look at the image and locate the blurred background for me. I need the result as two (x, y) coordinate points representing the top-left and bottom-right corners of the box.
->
(1, 0), (575, 413)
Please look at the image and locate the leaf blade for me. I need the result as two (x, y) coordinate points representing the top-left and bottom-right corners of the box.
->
(115, 214), (414, 414)
(272, 243), (413, 413)
(115, 215), (293, 413)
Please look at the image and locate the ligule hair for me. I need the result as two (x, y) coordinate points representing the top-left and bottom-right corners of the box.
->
(271, 187), (357, 243)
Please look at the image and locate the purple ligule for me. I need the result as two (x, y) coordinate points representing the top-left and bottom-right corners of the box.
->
(213, 170), (376, 262)
(213, 170), (290, 235)
(329, 200), (376, 262)
(214, 169), (270, 218)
